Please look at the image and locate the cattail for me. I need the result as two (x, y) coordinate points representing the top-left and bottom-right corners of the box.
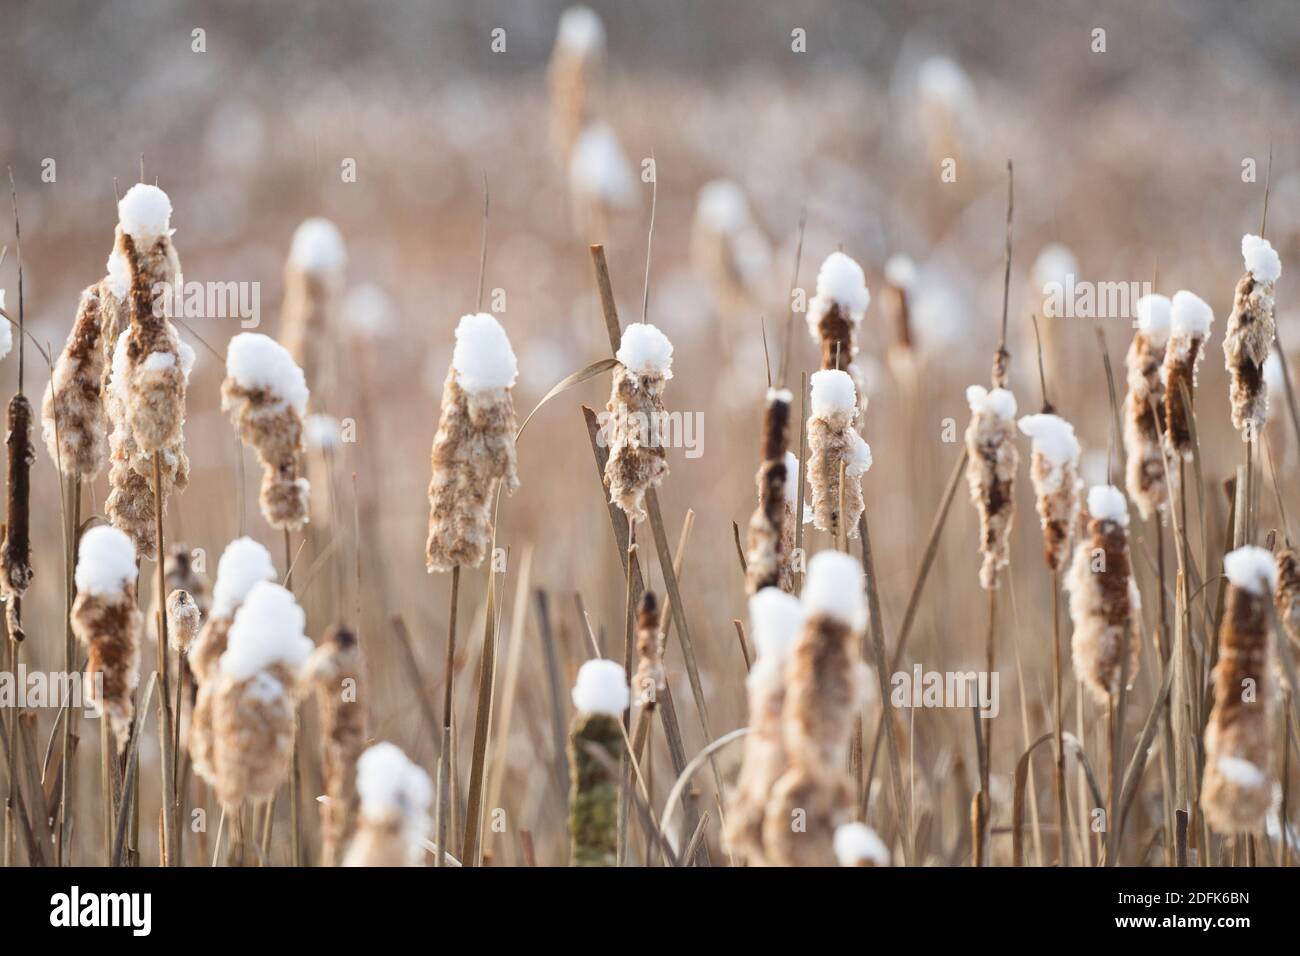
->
(114, 184), (188, 456)
(723, 587), (804, 865)
(745, 388), (794, 593)
(1017, 413), (1082, 571)
(344, 742), (433, 867)
(568, 658), (628, 866)
(1, 392), (35, 635)
(1276, 548), (1300, 654)
(833, 821), (891, 867)
(222, 332), (311, 531)
(917, 55), (978, 172)
(568, 123), (635, 238)
(1162, 290), (1214, 459)
(1025, 244), (1077, 386)
(690, 180), (772, 316)
(764, 551), (868, 866)
(166, 589), (201, 655)
(806, 369), (872, 540)
(210, 580), (313, 808)
(70, 526), (141, 748)
(303, 626), (368, 866)
(883, 254), (917, 376)
(1123, 294), (1172, 519)
(41, 284), (109, 478)
(280, 218), (346, 400)
(965, 384), (1018, 588)
(1223, 235), (1281, 435)
(631, 592), (664, 707)
(603, 323), (672, 525)
(1202, 546), (1277, 833)
(806, 252), (871, 407)
(188, 537), (277, 784)
(98, 251), (131, 384)
(426, 313), (520, 571)
(547, 6), (605, 164)
(148, 543), (210, 647)
(1066, 486), (1141, 704)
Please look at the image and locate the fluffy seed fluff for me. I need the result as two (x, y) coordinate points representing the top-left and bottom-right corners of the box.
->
(303, 626), (368, 866)
(1018, 413), (1083, 571)
(222, 333), (311, 531)
(1162, 290), (1214, 458)
(426, 314), (521, 571)
(1202, 546), (1275, 833)
(763, 552), (869, 866)
(71, 526), (141, 748)
(1275, 549), (1300, 656)
(165, 588), (201, 654)
(807, 370), (870, 540)
(1123, 295), (1173, 519)
(42, 285), (109, 478)
(209, 581), (312, 808)
(1223, 234), (1280, 434)
(965, 385), (1019, 589)
(833, 821), (890, 866)
(1066, 486), (1140, 704)
(724, 587), (803, 865)
(603, 323), (672, 525)
(345, 742), (432, 866)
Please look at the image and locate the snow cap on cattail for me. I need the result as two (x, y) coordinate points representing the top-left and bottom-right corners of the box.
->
(289, 217), (347, 275)
(346, 742), (433, 867)
(569, 123), (635, 208)
(807, 251), (870, 337)
(117, 184), (173, 240)
(226, 332), (309, 415)
(801, 550), (865, 631)
(556, 5), (605, 52)
(834, 821), (890, 866)
(304, 412), (341, 452)
(615, 322), (673, 380)
(210, 536), (277, 618)
(1135, 294), (1172, 345)
(1242, 234), (1281, 285)
(1223, 545), (1278, 596)
(1086, 484), (1129, 527)
(75, 525), (137, 597)
(452, 312), (518, 393)
(571, 658), (629, 717)
(219, 581), (312, 680)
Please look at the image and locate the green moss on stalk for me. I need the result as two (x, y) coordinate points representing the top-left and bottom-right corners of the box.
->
(568, 711), (622, 866)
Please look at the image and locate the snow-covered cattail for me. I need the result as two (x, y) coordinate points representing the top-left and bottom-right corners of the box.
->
(1123, 294), (1172, 519)
(833, 821), (890, 867)
(344, 742), (433, 867)
(1017, 412), (1082, 571)
(631, 592), (664, 707)
(280, 218), (346, 400)
(1163, 290), (1214, 459)
(221, 332), (311, 531)
(426, 313), (520, 572)
(807, 252), (870, 404)
(42, 284), (109, 478)
(210, 580), (313, 808)
(1, 391), (34, 632)
(603, 323), (672, 525)
(568, 123), (635, 238)
(1202, 546), (1277, 833)
(806, 369), (872, 540)
(745, 388), (794, 593)
(917, 55), (978, 173)
(189, 537), (276, 783)
(1223, 235), (1281, 435)
(166, 589), (201, 655)
(1066, 486), (1140, 704)
(71, 526), (141, 748)
(690, 180), (772, 317)
(1276, 549), (1300, 654)
(764, 551), (868, 867)
(723, 587), (803, 865)
(883, 254), (917, 371)
(547, 6), (605, 164)
(568, 658), (628, 867)
(114, 184), (188, 456)
(965, 384), (1019, 588)
(147, 543), (210, 649)
(304, 625), (368, 866)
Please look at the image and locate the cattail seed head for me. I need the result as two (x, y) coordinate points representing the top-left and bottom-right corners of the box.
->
(222, 333), (311, 531)
(745, 388), (794, 592)
(42, 285), (109, 478)
(1162, 290), (1214, 458)
(1276, 548), (1300, 654)
(1123, 295), (1173, 519)
(602, 323), (672, 526)
(1066, 486), (1140, 704)
(1223, 235), (1281, 434)
(426, 313), (520, 571)
(166, 589), (201, 654)
(632, 592), (664, 707)
(1202, 545), (1277, 833)
(344, 742), (433, 867)
(281, 218), (346, 400)
(833, 821), (891, 867)
(304, 626), (368, 866)
(724, 587), (803, 865)
(691, 180), (771, 317)
(965, 384), (1018, 588)
(71, 526), (141, 748)
(568, 659), (628, 866)
(1, 393), (35, 622)
(1017, 413), (1082, 571)
(807, 370), (871, 540)
(547, 7), (605, 164)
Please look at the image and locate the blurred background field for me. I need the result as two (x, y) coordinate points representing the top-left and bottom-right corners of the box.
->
(2, 0), (1300, 865)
